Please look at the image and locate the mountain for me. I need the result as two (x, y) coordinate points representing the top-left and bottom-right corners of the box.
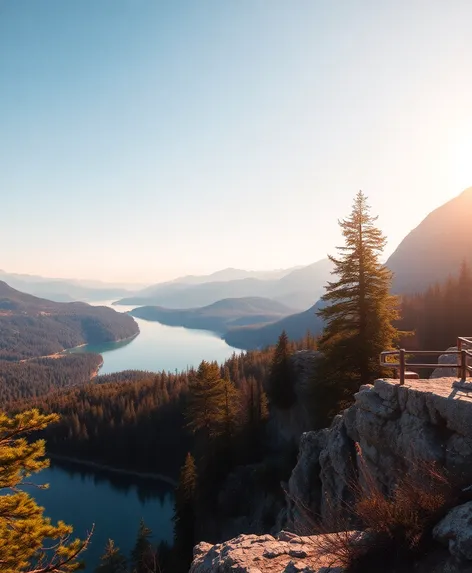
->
(0, 270), (138, 303)
(223, 300), (325, 350)
(0, 281), (139, 360)
(163, 267), (299, 286)
(129, 297), (295, 333)
(116, 259), (334, 311)
(386, 187), (472, 294)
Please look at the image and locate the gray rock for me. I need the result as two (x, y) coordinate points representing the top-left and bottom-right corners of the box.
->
(434, 502), (472, 561)
(431, 348), (459, 379)
(285, 429), (328, 534)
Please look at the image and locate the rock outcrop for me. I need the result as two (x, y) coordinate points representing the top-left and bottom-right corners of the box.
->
(192, 376), (472, 571)
(288, 377), (472, 525)
(190, 531), (344, 573)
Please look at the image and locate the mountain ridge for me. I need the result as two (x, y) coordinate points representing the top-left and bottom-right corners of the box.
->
(129, 296), (295, 334)
(386, 187), (472, 293)
(116, 258), (334, 311)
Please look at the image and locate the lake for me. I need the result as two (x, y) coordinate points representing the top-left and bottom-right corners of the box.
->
(28, 460), (175, 572)
(32, 301), (240, 571)
(69, 301), (239, 374)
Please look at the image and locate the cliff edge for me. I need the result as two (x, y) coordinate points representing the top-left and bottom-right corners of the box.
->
(192, 377), (472, 572)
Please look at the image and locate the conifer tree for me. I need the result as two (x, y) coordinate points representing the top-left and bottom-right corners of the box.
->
(317, 191), (400, 407)
(267, 331), (296, 409)
(95, 539), (127, 573)
(0, 409), (91, 573)
(243, 376), (269, 429)
(173, 453), (197, 571)
(221, 378), (239, 442)
(130, 520), (154, 573)
(186, 361), (226, 439)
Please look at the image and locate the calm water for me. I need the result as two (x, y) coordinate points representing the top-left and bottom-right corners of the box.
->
(69, 301), (239, 374)
(31, 301), (239, 572)
(28, 461), (174, 572)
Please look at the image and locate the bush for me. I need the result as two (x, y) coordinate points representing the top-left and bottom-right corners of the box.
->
(306, 456), (462, 573)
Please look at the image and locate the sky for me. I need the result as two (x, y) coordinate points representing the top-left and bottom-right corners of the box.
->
(2, 1), (472, 284)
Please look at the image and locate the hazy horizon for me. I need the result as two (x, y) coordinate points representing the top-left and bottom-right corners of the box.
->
(3, 1), (472, 282)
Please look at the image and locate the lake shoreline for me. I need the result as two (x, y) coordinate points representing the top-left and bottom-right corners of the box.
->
(48, 453), (177, 487)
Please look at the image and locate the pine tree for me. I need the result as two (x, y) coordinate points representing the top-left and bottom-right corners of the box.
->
(0, 409), (91, 573)
(173, 453), (197, 571)
(267, 331), (296, 409)
(95, 539), (127, 573)
(221, 378), (239, 442)
(186, 361), (226, 439)
(317, 191), (401, 409)
(130, 520), (153, 573)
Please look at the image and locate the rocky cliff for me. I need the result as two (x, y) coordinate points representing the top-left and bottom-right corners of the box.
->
(192, 376), (472, 572)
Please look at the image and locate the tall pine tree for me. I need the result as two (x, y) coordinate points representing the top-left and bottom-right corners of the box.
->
(317, 191), (400, 412)
(186, 361), (226, 440)
(130, 520), (154, 573)
(267, 331), (296, 409)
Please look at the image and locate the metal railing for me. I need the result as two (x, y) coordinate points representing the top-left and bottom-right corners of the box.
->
(380, 336), (472, 385)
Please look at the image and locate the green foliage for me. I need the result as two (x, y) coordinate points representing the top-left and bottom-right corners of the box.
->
(0, 409), (90, 573)
(130, 520), (154, 573)
(316, 191), (401, 416)
(267, 331), (296, 409)
(95, 539), (127, 573)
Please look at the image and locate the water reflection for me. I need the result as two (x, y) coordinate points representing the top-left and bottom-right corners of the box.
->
(29, 459), (175, 572)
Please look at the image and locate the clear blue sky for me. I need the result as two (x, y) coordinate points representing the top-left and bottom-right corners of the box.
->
(2, 0), (472, 283)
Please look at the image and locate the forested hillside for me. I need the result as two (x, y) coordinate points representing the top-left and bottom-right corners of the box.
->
(1, 354), (103, 405)
(0, 281), (139, 360)
(399, 261), (472, 350)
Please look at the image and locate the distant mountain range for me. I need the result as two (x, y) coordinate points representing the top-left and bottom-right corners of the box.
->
(115, 259), (334, 311)
(163, 267), (301, 286)
(129, 297), (295, 334)
(386, 187), (472, 294)
(0, 270), (140, 303)
(0, 281), (139, 360)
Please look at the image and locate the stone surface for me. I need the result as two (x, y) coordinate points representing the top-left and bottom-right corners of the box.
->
(285, 429), (328, 534)
(431, 348), (460, 378)
(284, 376), (472, 529)
(189, 531), (345, 573)
(191, 376), (472, 571)
(434, 502), (472, 561)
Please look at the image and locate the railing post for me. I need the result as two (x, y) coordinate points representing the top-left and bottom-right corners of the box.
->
(461, 349), (467, 381)
(458, 338), (463, 379)
(399, 349), (405, 385)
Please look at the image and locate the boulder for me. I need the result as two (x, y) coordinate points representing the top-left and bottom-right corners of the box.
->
(431, 348), (459, 379)
(434, 502), (472, 561)
(189, 531), (345, 573)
